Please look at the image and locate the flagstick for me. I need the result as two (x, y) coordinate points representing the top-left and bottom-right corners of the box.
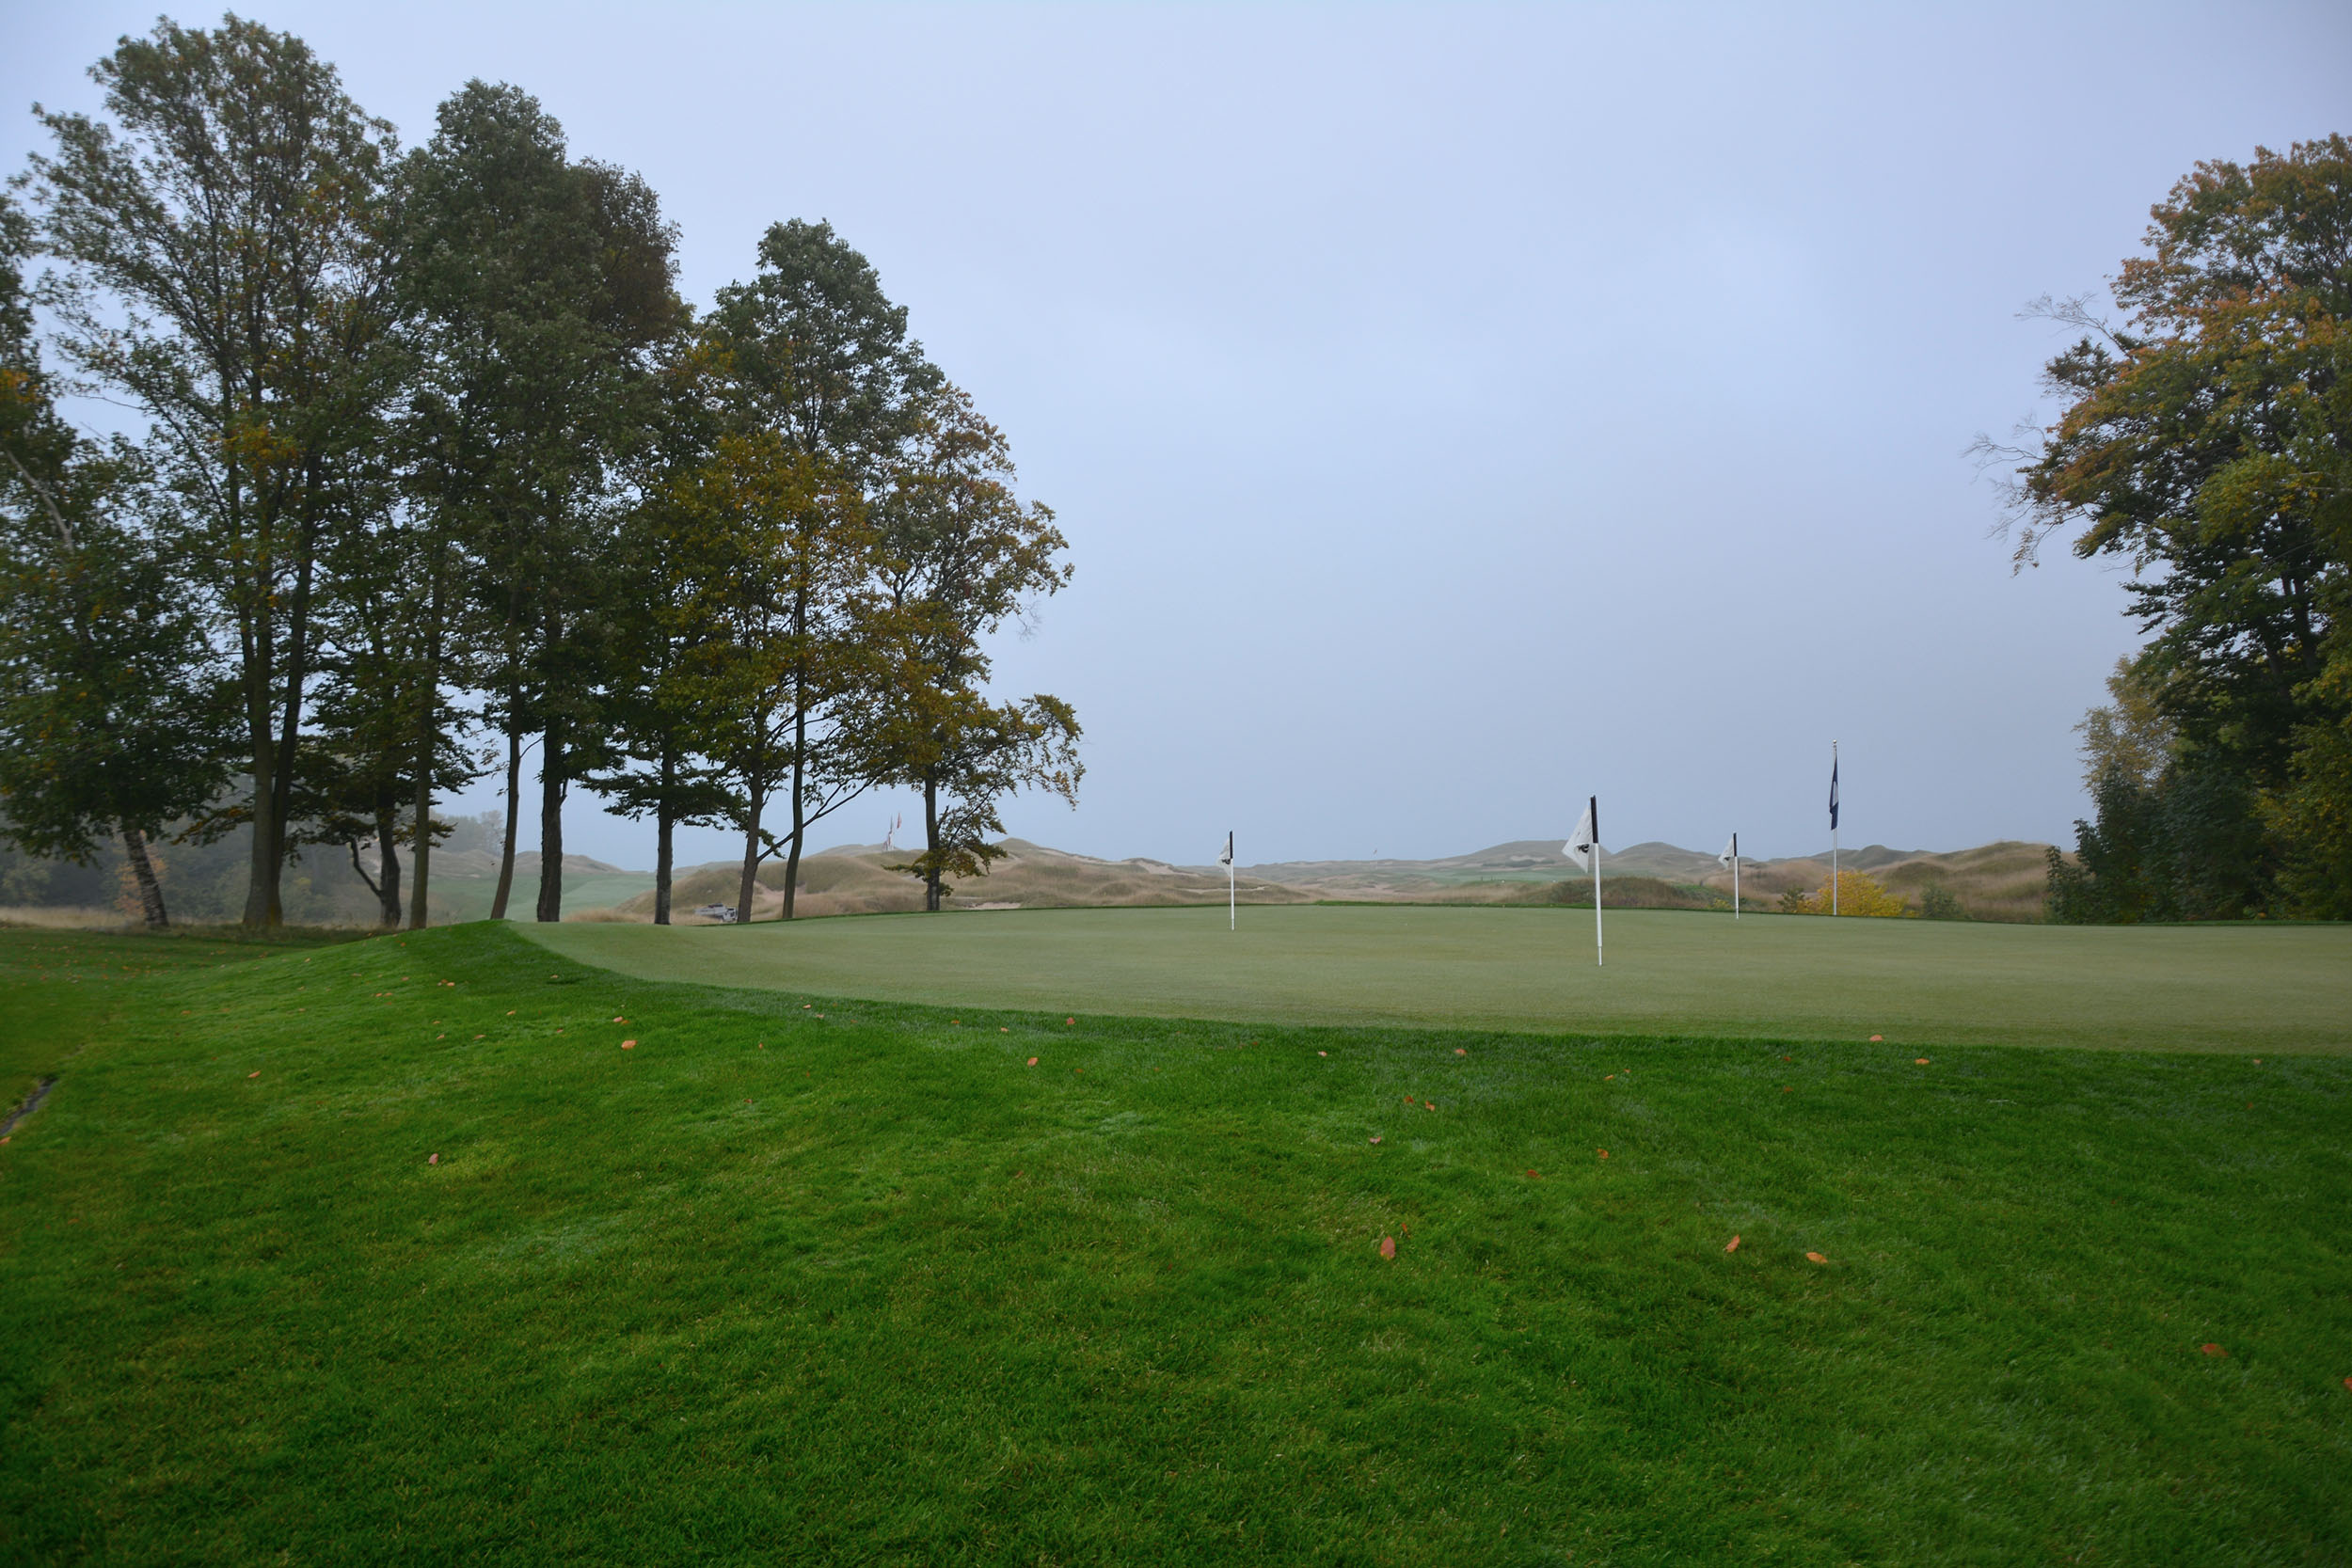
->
(1831, 739), (1839, 917)
(1592, 794), (1603, 967)
(1733, 832), (1740, 920)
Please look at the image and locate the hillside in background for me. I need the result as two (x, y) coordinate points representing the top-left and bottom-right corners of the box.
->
(1, 824), (2057, 927)
(599, 836), (2057, 924)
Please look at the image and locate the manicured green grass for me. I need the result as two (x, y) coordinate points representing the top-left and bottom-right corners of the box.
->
(2, 920), (2348, 1563)
(529, 904), (2352, 1054)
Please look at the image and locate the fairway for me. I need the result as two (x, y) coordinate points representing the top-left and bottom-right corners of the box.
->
(4, 922), (2350, 1563)
(527, 904), (2352, 1054)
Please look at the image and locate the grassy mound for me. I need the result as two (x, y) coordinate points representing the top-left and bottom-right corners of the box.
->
(2, 921), (2347, 1561)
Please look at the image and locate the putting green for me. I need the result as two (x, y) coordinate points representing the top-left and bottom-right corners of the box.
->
(520, 904), (2352, 1053)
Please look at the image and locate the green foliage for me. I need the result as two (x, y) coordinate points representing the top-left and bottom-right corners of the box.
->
(7, 25), (1080, 933)
(1994, 137), (2352, 918)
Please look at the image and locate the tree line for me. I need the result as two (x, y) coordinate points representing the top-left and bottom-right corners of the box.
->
(0, 17), (1079, 930)
(1981, 135), (2349, 922)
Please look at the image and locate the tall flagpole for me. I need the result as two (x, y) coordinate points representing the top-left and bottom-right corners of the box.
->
(1733, 832), (1740, 920)
(1592, 794), (1603, 967)
(1831, 740), (1839, 916)
(1228, 832), (1235, 932)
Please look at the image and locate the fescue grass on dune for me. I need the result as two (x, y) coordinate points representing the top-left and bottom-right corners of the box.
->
(1, 921), (2347, 1564)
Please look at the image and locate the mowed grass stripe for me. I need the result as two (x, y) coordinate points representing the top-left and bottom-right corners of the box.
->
(0, 922), (2347, 1563)
(526, 904), (2352, 1054)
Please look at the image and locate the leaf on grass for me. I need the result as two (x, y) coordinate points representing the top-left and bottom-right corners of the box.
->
(1869, 1034), (1883, 1041)
(1369, 1134), (1382, 1144)
(2201, 1343), (2226, 1357)
(1066, 1018), (1075, 1025)
(1379, 1236), (1395, 1259)
(247, 1071), (260, 1079)
(1805, 1252), (1827, 1264)
(1725, 1235), (1740, 1252)
(612, 1017), (627, 1024)
(427, 1153), (438, 1165)
(621, 1040), (636, 1050)
(1915, 1058), (1930, 1066)
(1026, 1057), (1039, 1067)
(1424, 1101), (1436, 1111)
(1318, 1051), (1327, 1057)
(1597, 1148), (1609, 1160)
(1525, 1169), (1539, 1180)
(1455, 1048), (1468, 1056)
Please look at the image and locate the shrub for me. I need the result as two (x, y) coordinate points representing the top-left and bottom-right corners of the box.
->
(1784, 870), (1911, 918)
(1918, 883), (1968, 921)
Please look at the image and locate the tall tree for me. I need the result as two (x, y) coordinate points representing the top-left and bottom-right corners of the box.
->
(706, 221), (940, 912)
(399, 80), (681, 925)
(874, 383), (1078, 909)
(1986, 136), (2351, 918)
(0, 196), (233, 924)
(668, 430), (883, 923)
(27, 17), (405, 926)
(583, 373), (737, 925)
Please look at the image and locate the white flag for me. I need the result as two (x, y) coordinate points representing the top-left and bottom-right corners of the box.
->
(1565, 800), (1597, 871)
(1718, 832), (1737, 868)
(1217, 832), (1232, 867)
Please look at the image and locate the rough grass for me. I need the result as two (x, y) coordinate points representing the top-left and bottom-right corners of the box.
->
(526, 904), (2352, 1055)
(0, 923), (2346, 1563)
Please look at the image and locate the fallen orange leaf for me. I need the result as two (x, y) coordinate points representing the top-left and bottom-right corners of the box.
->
(428, 1153), (438, 1165)
(1597, 1148), (1609, 1159)
(247, 1070), (260, 1079)
(1525, 1169), (1539, 1179)
(1424, 1101), (1436, 1111)
(1066, 1018), (1074, 1025)
(1805, 1251), (1827, 1263)
(1370, 1134), (1382, 1144)
(1379, 1236), (1396, 1259)
(1869, 1034), (1883, 1041)
(1454, 1048), (1467, 1056)
(621, 1039), (636, 1050)
(1026, 1056), (1039, 1067)
(2201, 1343), (2227, 1357)
(1318, 1050), (1327, 1056)
(1915, 1057), (1931, 1066)
(613, 1017), (627, 1023)
(1725, 1235), (1740, 1252)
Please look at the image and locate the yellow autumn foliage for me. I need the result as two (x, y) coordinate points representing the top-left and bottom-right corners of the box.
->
(1784, 869), (1912, 918)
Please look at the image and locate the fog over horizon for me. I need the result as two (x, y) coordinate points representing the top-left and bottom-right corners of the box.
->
(7, 1), (2347, 875)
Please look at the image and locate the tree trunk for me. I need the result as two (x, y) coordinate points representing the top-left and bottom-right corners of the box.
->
(536, 721), (565, 923)
(121, 826), (168, 928)
(489, 719), (521, 920)
(654, 745), (675, 926)
(783, 707), (807, 921)
(374, 794), (404, 928)
(736, 768), (765, 926)
(243, 711), (278, 927)
(923, 773), (944, 913)
(262, 506), (323, 929)
(408, 560), (443, 932)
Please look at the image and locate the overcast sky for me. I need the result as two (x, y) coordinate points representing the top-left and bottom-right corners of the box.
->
(6, 2), (2347, 868)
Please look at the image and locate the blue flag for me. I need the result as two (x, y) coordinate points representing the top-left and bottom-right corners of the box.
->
(1829, 754), (1840, 831)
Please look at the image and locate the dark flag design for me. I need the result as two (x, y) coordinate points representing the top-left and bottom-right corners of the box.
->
(1829, 755), (1840, 832)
